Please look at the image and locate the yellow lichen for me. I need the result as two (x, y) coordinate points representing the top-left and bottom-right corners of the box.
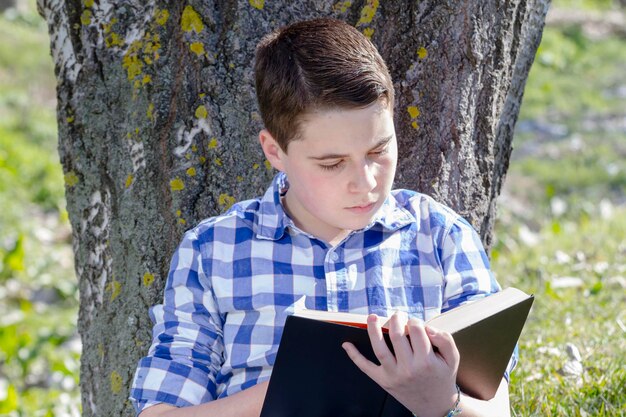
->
(214, 158), (222, 166)
(181, 5), (204, 33)
(252, 163), (260, 170)
(218, 193), (236, 209)
(125, 174), (134, 188)
(155, 9), (170, 26)
(363, 27), (374, 39)
(407, 106), (420, 119)
(208, 137), (218, 149)
(146, 103), (154, 120)
(412, 121), (419, 129)
(264, 160), (272, 170)
(66, 116), (75, 123)
(80, 9), (92, 25)
(333, 0), (352, 13)
(64, 171), (79, 187)
(357, 0), (379, 26)
(122, 30), (161, 89)
(106, 278), (121, 302)
(105, 32), (125, 48)
(122, 41), (144, 81)
(186, 167), (197, 177)
(199, 156), (206, 163)
(191, 144), (198, 152)
(110, 371), (123, 394)
(170, 178), (185, 191)
(142, 272), (155, 287)
(103, 17), (118, 34)
(236, 175), (243, 182)
(84, 0), (94, 7)
(190, 42), (205, 56)
(417, 46), (428, 59)
(195, 105), (208, 119)
(249, 0), (264, 10)
(176, 210), (182, 216)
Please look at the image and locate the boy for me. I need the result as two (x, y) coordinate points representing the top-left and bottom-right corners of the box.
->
(130, 18), (514, 417)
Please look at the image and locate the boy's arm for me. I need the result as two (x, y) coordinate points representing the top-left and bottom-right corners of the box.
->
(342, 313), (511, 417)
(130, 229), (227, 413)
(138, 381), (269, 417)
(456, 378), (511, 417)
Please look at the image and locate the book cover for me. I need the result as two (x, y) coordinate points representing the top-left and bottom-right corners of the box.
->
(260, 288), (534, 416)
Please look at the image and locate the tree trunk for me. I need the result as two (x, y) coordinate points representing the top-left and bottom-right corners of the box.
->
(0, 0), (16, 13)
(38, 0), (548, 416)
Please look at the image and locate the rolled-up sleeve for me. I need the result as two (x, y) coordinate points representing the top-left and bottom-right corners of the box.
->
(438, 217), (501, 311)
(130, 229), (224, 415)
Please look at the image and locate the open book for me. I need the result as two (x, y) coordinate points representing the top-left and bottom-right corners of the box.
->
(260, 287), (534, 417)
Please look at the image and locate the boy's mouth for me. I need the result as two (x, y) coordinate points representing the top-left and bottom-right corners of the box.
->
(346, 202), (376, 214)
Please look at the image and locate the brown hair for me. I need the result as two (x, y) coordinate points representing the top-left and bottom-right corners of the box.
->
(254, 18), (394, 151)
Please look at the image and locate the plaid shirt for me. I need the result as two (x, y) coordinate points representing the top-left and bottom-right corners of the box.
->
(130, 172), (510, 414)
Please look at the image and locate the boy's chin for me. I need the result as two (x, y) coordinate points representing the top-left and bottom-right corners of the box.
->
(341, 216), (377, 232)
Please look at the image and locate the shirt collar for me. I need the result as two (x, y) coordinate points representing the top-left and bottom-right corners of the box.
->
(256, 172), (292, 240)
(256, 172), (413, 240)
(371, 192), (414, 231)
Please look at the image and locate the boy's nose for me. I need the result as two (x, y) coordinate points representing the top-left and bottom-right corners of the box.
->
(349, 161), (377, 193)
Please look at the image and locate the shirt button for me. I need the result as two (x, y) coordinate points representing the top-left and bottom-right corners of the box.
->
(330, 252), (339, 262)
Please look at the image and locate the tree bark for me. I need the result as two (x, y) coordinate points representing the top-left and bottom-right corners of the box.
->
(38, 0), (548, 416)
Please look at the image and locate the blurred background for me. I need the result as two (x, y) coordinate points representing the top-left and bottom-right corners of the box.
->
(0, 0), (624, 416)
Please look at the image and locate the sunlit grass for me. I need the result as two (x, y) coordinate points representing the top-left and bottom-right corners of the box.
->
(493, 208), (626, 416)
(520, 25), (626, 123)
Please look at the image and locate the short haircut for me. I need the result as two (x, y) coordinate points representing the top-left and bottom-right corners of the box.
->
(254, 18), (394, 152)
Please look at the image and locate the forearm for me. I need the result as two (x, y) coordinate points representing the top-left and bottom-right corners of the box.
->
(138, 381), (269, 417)
(453, 379), (511, 417)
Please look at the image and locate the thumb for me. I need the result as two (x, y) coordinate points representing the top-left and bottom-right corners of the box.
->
(426, 326), (460, 367)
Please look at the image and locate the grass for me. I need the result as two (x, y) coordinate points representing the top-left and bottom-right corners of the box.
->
(493, 206), (626, 415)
(0, 0), (625, 416)
(519, 22), (626, 122)
(492, 3), (626, 414)
(0, 3), (79, 417)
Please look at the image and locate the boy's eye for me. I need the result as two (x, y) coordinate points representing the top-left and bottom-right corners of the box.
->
(319, 161), (343, 171)
(370, 146), (389, 156)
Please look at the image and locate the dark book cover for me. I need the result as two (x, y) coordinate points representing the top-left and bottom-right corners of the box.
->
(260, 288), (534, 416)
(260, 316), (411, 417)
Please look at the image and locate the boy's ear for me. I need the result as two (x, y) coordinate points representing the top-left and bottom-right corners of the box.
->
(259, 129), (286, 172)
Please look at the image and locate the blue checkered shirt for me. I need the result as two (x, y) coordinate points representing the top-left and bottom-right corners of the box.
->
(130, 172), (513, 414)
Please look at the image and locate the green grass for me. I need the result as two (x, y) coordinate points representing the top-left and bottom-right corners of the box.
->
(0, 3), (79, 417)
(494, 3), (626, 414)
(520, 25), (626, 123)
(493, 209), (626, 416)
(0, 0), (625, 416)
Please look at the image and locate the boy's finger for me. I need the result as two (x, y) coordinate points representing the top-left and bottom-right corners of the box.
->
(366, 314), (397, 368)
(406, 318), (432, 359)
(387, 312), (413, 367)
(342, 342), (380, 380)
(425, 326), (460, 368)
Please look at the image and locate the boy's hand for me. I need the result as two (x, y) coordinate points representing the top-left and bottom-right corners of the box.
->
(342, 313), (460, 417)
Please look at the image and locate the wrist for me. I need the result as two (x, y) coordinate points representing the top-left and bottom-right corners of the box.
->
(412, 384), (462, 417)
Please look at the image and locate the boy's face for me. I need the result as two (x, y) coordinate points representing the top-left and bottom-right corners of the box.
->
(260, 100), (397, 244)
